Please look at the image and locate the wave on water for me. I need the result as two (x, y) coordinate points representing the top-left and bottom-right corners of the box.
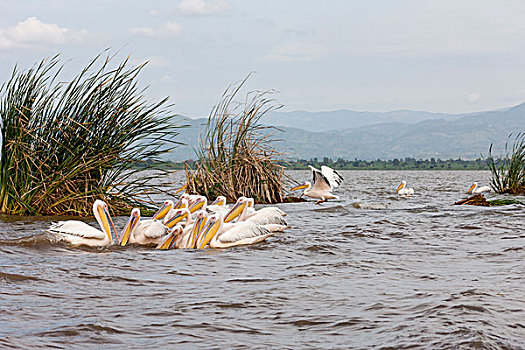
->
(352, 202), (389, 210)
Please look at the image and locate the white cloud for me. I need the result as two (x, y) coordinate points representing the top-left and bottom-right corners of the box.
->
(467, 92), (481, 103)
(130, 21), (182, 38)
(175, 0), (230, 16)
(0, 17), (87, 49)
(262, 43), (326, 63)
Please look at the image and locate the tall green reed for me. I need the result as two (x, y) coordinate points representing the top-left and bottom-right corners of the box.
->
(486, 133), (525, 195)
(0, 53), (182, 216)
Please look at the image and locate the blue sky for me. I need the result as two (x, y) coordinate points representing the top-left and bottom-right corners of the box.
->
(2, 0), (525, 117)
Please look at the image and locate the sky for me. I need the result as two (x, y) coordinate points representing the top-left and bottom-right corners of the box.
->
(2, 0), (525, 118)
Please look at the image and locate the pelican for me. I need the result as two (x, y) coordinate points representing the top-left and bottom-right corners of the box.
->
(196, 214), (278, 249)
(396, 180), (414, 196)
(207, 196), (230, 215)
(46, 200), (117, 247)
(187, 195), (207, 214)
(467, 182), (491, 194)
(172, 197), (189, 210)
(119, 200), (173, 246)
(238, 197), (287, 227)
(156, 225), (184, 250)
(290, 165), (343, 204)
(175, 210), (208, 249)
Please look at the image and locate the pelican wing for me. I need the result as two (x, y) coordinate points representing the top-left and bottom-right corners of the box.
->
(308, 165), (332, 193)
(211, 222), (275, 247)
(142, 220), (168, 239)
(47, 220), (105, 239)
(321, 165), (343, 189)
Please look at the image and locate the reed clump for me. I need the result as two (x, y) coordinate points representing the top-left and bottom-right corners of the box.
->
(486, 133), (525, 195)
(185, 77), (285, 204)
(0, 54), (181, 216)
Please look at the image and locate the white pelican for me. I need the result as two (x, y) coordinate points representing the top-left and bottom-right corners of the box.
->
(290, 165), (343, 204)
(46, 200), (117, 247)
(196, 214), (278, 249)
(207, 196), (230, 215)
(467, 182), (491, 194)
(156, 225), (184, 250)
(119, 200), (173, 246)
(172, 197), (189, 211)
(175, 210), (208, 249)
(237, 197), (288, 226)
(396, 180), (414, 196)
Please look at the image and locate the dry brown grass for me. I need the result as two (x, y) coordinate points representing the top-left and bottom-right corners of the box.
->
(185, 77), (285, 203)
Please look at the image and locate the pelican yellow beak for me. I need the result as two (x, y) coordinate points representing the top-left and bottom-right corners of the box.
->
(211, 197), (225, 206)
(152, 202), (173, 220)
(290, 183), (308, 191)
(173, 198), (183, 209)
(223, 201), (246, 223)
(97, 205), (116, 242)
(189, 216), (207, 248)
(196, 220), (221, 249)
(157, 228), (181, 250)
(396, 183), (404, 193)
(467, 184), (476, 194)
(119, 214), (139, 246)
(189, 199), (204, 213)
(164, 211), (188, 228)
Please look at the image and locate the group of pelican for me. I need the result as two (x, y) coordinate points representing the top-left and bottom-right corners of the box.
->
(288, 165), (490, 200)
(394, 180), (492, 197)
(47, 194), (288, 248)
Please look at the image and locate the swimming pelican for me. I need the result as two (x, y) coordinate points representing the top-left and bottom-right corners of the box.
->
(156, 225), (184, 250)
(290, 165), (344, 204)
(396, 180), (414, 196)
(119, 200), (173, 246)
(175, 210), (208, 249)
(467, 182), (491, 194)
(237, 197), (287, 226)
(207, 196), (230, 215)
(46, 200), (117, 247)
(196, 214), (278, 249)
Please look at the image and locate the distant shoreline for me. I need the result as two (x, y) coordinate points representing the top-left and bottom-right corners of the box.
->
(136, 158), (490, 171)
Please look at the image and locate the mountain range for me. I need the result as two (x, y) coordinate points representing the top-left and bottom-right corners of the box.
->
(166, 103), (525, 161)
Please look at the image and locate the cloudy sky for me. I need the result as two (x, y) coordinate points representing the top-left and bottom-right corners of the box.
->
(2, 0), (525, 117)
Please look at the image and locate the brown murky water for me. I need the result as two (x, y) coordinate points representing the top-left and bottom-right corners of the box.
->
(1, 171), (524, 349)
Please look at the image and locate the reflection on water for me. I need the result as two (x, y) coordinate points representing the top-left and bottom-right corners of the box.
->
(1, 171), (524, 349)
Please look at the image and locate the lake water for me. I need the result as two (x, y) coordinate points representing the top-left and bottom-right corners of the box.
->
(1, 170), (524, 349)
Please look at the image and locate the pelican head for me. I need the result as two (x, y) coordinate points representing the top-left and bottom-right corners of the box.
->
(152, 200), (174, 220)
(189, 196), (207, 213)
(290, 182), (311, 192)
(196, 214), (223, 249)
(157, 224), (183, 250)
(93, 200), (117, 242)
(164, 208), (190, 228)
(223, 197), (248, 223)
(396, 180), (407, 193)
(173, 197), (189, 210)
(119, 208), (140, 246)
(210, 196), (227, 206)
(467, 182), (478, 194)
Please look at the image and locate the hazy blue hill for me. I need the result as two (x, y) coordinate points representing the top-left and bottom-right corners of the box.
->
(261, 109), (466, 132)
(165, 103), (525, 161)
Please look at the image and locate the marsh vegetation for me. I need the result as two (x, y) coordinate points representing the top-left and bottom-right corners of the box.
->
(185, 77), (285, 204)
(486, 133), (525, 195)
(0, 54), (181, 216)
